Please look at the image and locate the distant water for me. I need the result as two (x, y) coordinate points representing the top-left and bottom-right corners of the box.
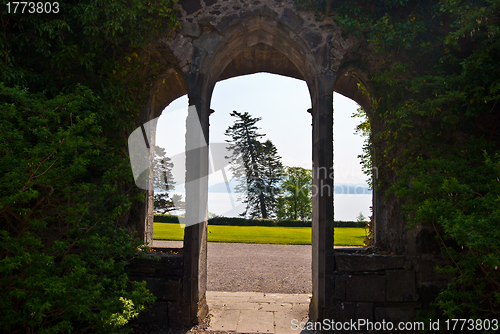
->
(334, 194), (372, 221)
(206, 193), (372, 222)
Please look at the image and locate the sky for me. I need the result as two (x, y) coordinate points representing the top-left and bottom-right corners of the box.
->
(155, 73), (372, 221)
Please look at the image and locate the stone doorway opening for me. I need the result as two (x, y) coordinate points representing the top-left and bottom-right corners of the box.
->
(139, 7), (376, 324)
(149, 72), (316, 332)
(206, 73), (312, 295)
(153, 94), (190, 239)
(333, 93), (373, 245)
(152, 72), (315, 293)
(143, 67), (373, 326)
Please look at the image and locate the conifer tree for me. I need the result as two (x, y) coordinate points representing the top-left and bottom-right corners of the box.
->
(225, 111), (283, 218)
(259, 139), (283, 217)
(153, 146), (184, 214)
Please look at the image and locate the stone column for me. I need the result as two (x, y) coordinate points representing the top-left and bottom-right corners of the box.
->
(144, 132), (155, 245)
(136, 101), (158, 245)
(310, 71), (335, 321)
(182, 71), (209, 325)
(372, 146), (380, 245)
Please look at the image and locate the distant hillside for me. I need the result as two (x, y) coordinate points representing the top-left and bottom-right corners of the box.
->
(207, 178), (239, 193)
(334, 184), (372, 195)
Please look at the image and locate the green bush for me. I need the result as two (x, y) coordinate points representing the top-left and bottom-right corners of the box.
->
(396, 144), (500, 318)
(0, 0), (180, 331)
(0, 85), (154, 333)
(208, 217), (278, 226)
(154, 214), (181, 224)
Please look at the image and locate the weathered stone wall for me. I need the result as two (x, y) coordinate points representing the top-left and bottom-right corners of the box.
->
(326, 252), (451, 323)
(127, 250), (185, 330)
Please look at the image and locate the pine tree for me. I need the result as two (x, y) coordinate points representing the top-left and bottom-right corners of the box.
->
(225, 111), (283, 219)
(259, 140), (283, 217)
(153, 146), (175, 191)
(152, 146), (184, 214)
(356, 211), (367, 223)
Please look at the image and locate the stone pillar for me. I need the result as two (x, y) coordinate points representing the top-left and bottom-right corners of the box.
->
(310, 71), (335, 321)
(145, 116), (156, 245)
(182, 71), (209, 325)
(145, 156), (155, 245)
(373, 146), (380, 245)
(136, 101), (158, 245)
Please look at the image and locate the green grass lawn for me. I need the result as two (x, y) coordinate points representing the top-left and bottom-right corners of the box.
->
(153, 223), (366, 246)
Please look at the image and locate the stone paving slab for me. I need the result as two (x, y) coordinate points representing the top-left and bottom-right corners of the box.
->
(274, 309), (309, 334)
(257, 302), (293, 312)
(209, 291), (267, 299)
(224, 302), (262, 311)
(250, 294), (311, 303)
(209, 309), (240, 332)
(237, 310), (275, 333)
(206, 291), (311, 334)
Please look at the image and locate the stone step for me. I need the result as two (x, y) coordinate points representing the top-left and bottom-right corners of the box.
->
(207, 291), (311, 334)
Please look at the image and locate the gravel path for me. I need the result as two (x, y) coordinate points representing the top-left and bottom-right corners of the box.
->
(152, 241), (312, 293)
(207, 243), (311, 294)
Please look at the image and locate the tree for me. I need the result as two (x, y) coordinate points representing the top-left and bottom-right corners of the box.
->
(276, 167), (312, 220)
(152, 146), (185, 214)
(225, 111), (283, 219)
(153, 146), (175, 191)
(352, 106), (374, 189)
(259, 140), (284, 216)
(153, 193), (186, 214)
(356, 212), (367, 223)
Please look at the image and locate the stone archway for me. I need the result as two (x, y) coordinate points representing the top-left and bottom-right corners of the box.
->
(139, 0), (381, 325)
(171, 9), (343, 324)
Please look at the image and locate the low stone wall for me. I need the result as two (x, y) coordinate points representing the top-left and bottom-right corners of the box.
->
(124, 247), (450, 329)
(127, 249), (184, 330)
(327, 252), (449, 323)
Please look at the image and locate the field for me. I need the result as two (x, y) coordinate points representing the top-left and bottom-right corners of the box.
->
(153, 223), (366, 246)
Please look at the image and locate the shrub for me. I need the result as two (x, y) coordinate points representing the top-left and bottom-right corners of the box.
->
(0, 85), (154, 334)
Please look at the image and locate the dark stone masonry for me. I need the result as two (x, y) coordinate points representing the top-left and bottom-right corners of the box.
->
(127, 251), (185, 328)
(330, 253), (417, 323)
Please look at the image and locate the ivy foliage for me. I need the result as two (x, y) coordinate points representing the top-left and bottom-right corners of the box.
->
(0, 84), (155, 333)
(298, 0), (500, 320)
(1, 0), (179, 332)
(352, 105), (373, 188)
(1, 0), (179, 91)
